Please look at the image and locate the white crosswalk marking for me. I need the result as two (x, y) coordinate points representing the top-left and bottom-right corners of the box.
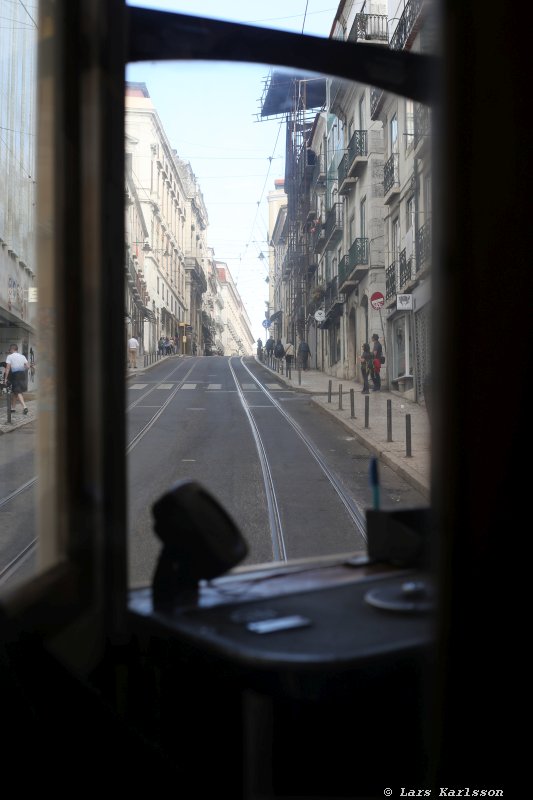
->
(182, 384), (197, 389)
(157, 384), (173, 389)
(130, 384), (148, 389)
(207, 384), (222, 390)
(242, 383), (258, 390)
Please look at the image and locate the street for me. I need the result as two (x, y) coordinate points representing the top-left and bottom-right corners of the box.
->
(0, 355), (427, 589)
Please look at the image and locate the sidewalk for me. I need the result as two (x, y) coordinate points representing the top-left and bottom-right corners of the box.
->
(259, 360), (431, 500)
(1, 356), (431, 501)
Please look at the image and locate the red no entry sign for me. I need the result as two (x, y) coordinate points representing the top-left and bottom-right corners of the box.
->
(370, 291), (384, 310)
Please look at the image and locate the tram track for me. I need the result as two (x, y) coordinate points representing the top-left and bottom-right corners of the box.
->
(229, 357), (367, 552)
(1, 355), (367, 585)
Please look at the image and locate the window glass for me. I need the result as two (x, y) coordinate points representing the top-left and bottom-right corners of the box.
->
(125, 48), (432, 587)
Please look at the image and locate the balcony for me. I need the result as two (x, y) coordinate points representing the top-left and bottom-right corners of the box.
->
(415, 219), (431, 275)
(385, 261), (397, 301)
(311, 154), (326, 192)
(370, 86), (385, 120)
(311, 223), (326, 255)
(324, 276), (344, 320)
(348, 13), (388, 45)
(389, 0), (424, 52)
(338, 238), (369, 293)
(324, 202), (344, 250)
(399, 248), (414, 289)
(338, 130), (368, 194)
(184, 256), (208, 294)
(414, 103), (430, 154)
(383, 153), (400, 203)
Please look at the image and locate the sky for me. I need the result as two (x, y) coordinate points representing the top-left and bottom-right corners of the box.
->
(126, 1), (343, 342)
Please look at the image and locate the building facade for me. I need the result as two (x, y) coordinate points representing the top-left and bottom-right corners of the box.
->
(0, 3), (38, 383)
(215, 263), (255, 357)
(263, 0), (432, 402)
(125, 83), (206, 356)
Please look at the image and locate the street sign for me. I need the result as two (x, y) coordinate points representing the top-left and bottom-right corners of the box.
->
(262, 319), (272, 328)
(314, 309), (326, 322)
(397, 293), (413, 310)
(370, 291), (385, 310)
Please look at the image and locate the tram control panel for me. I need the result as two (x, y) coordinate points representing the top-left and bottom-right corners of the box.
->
(128, 480), (434, 680)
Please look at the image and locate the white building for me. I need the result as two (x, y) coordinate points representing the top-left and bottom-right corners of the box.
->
(0, 3), (38, 381)
(125, 82), (207, 356)
(215, 263), (255, 356)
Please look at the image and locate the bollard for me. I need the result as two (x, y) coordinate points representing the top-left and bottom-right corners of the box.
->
(365, 395), (369, 428)
(387, 399), (393, 442)
(298, 367), (301, 386)
(338, 384), (343, 410)
(350, 388), (355, 418)
(406, 414), (412, 457)
(6, 388), (11, 424)
(328, 379), (332, 403)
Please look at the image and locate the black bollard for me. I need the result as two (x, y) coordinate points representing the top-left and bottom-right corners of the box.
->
(365, 395), (370, 428)
(338, 384), (343, 410)
(298, 367), (301, 385)
(387, 399), (393, 442)
(350, 388), (355, 418)
(328, 379), (332, 403)
(406, 414), (412, 457)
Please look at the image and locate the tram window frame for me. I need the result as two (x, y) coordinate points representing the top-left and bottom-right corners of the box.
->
(0, 3), (518, 786)
(2, 0), (436, 668)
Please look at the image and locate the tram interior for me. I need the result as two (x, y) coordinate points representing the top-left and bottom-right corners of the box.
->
(0, 2), (515, 797)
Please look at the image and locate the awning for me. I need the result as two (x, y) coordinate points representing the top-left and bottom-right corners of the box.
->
(269, 310), (282, 323)
(261, 71), (326, 118)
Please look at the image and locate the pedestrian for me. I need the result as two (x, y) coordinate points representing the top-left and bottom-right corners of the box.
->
(359, 343), (373, 394)
(256, 338), (263, 359)
(158, 336), (164, 356)
(274, 338), (285, 360)
(297, 339), (311, 370)
(4, 344), (30, 414)
(265, 336), (275, 362)
(127, 334), (139, 368)
(371, 334), (383, 391)
(284, 341), (294, 372)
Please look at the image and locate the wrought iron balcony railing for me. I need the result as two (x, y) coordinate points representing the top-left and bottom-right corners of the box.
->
(414, 103), (430, 150)
(324, 275), (344, 317)
(385, 261), (397, 300)
(384, 152), (399, 198)
(399, 248), (413, 288)
(324, 202), (344, 248)
(338, 238), (370, 291)
(416, 219), (431, 272)
(389, 0), (423, 52)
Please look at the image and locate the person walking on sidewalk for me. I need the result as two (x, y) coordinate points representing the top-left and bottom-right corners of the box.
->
(371, 333), (383, 391)
(128, 335), (139, 369)
(359, 343), (373, 394)
(284, 341), (294, 372)
(265, 336), (275, 363)
(5, 344), (30, 414)
(297, 338), (311, 370)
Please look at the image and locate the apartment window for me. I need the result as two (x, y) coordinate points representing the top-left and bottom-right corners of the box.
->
(390, 113), (399, 154)
(359, 93), (366, 131)
(392, 216), (401, 263)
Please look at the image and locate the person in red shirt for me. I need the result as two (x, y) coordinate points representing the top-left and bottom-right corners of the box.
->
(371, 333), (383, 391)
